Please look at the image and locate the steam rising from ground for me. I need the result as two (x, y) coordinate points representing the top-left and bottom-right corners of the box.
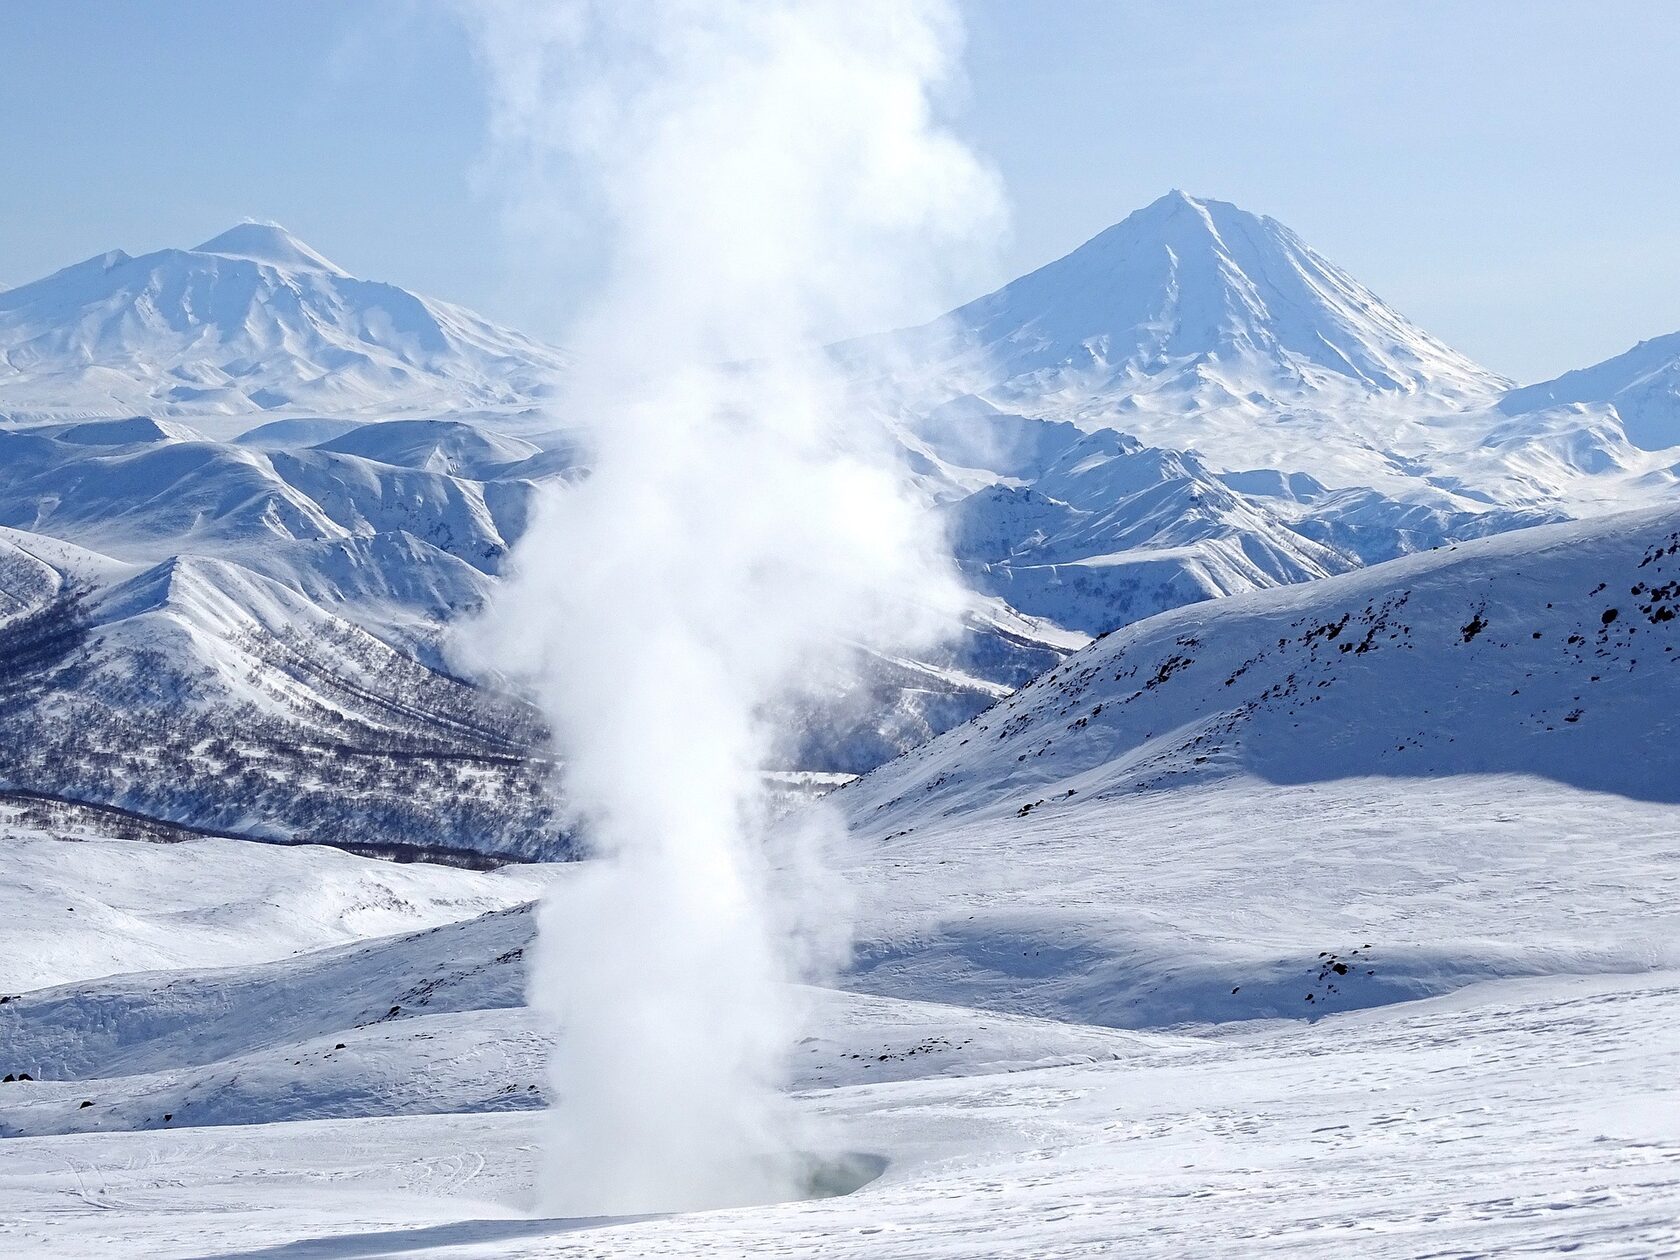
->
(460, 0), (1002, 1216)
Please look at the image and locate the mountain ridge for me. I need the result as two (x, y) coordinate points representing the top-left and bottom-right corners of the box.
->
(1501, 329), (1680, 451)
(2, 193), (1679, 828)
(0, 224), (570, 420)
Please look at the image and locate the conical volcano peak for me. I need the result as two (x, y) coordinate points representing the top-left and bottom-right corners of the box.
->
(933, 191), (1504, 408)
(1129, 191), (1221, 248)
(1086, 191), (1306, 276)
(193, 221), (346, 275)
(1133, 187), (1225, 223)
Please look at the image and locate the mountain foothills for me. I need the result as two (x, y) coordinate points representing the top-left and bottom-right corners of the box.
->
(2, 193), (1679, 858)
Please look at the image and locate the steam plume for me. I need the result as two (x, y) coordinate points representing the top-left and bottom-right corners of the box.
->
(459, 0), (1002, 1215)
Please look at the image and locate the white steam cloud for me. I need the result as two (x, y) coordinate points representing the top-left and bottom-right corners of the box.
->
(458, 0), (1002, 1216)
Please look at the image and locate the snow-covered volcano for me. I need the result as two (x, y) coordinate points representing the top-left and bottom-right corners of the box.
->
(928, 189), (1503, 407)
(0, 223), (569, 420)
(865, 191), (1502, 418)
(863, 191), (1680, 510)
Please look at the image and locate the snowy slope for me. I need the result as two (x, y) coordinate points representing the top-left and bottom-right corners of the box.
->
(0, 538), (64, 627)
(0, 810), (561, 993)
(314, 418), (544, 480)
(0, 894), (1137, 1139)
(0, 424), (533, 572)
(3, 972), (1673, 1258)
(942, 429), (1353, 633)
(802, 507), (1680, 1031)
(0, 418), (541, 674)
(2, 753), (1676, 1252)
(1501, 328), (1680, 451)
(853, 504), (1680, 829)
(0, 223), (569, 419)
(0, 549), (562, 859)
(1, 509), (1677, 1254)
(0, 527), (134, 632)
(1244, 478), (1562, 566)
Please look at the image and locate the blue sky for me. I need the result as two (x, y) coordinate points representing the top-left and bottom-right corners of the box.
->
(3, 1), (1677, 382)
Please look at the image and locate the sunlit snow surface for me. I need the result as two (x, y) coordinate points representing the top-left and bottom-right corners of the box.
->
(3, 767), (1677, 1257)
(2, 972), (1676, 1258)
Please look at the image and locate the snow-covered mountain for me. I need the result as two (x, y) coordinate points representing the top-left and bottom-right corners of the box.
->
(852, 504), (1680, 834)
(1500, 329), (1680, 451)
(3, 505), (1676, 1257)
(876, 191), (1674, 648)
(0, 413), (1073, 782)
(896, 189), (1503, 406)
(0, 537), (561, 860)
(312, 417), (545, 480)
(863, 192), (1680, 515)
(0, 222), (569, 420)
(3, 198), (1680, 1257)
(830, 503), (1680, 1036)
(3, 195), (1679, 853)
(855, 193), (1507, 491)
(0, 421), (533, 570)
(940, 428), (1352, 633)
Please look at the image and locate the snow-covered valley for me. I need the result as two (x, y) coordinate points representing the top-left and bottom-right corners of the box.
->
(3, 187), (1680, 1254)
(4, 776), (1676, 1256)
